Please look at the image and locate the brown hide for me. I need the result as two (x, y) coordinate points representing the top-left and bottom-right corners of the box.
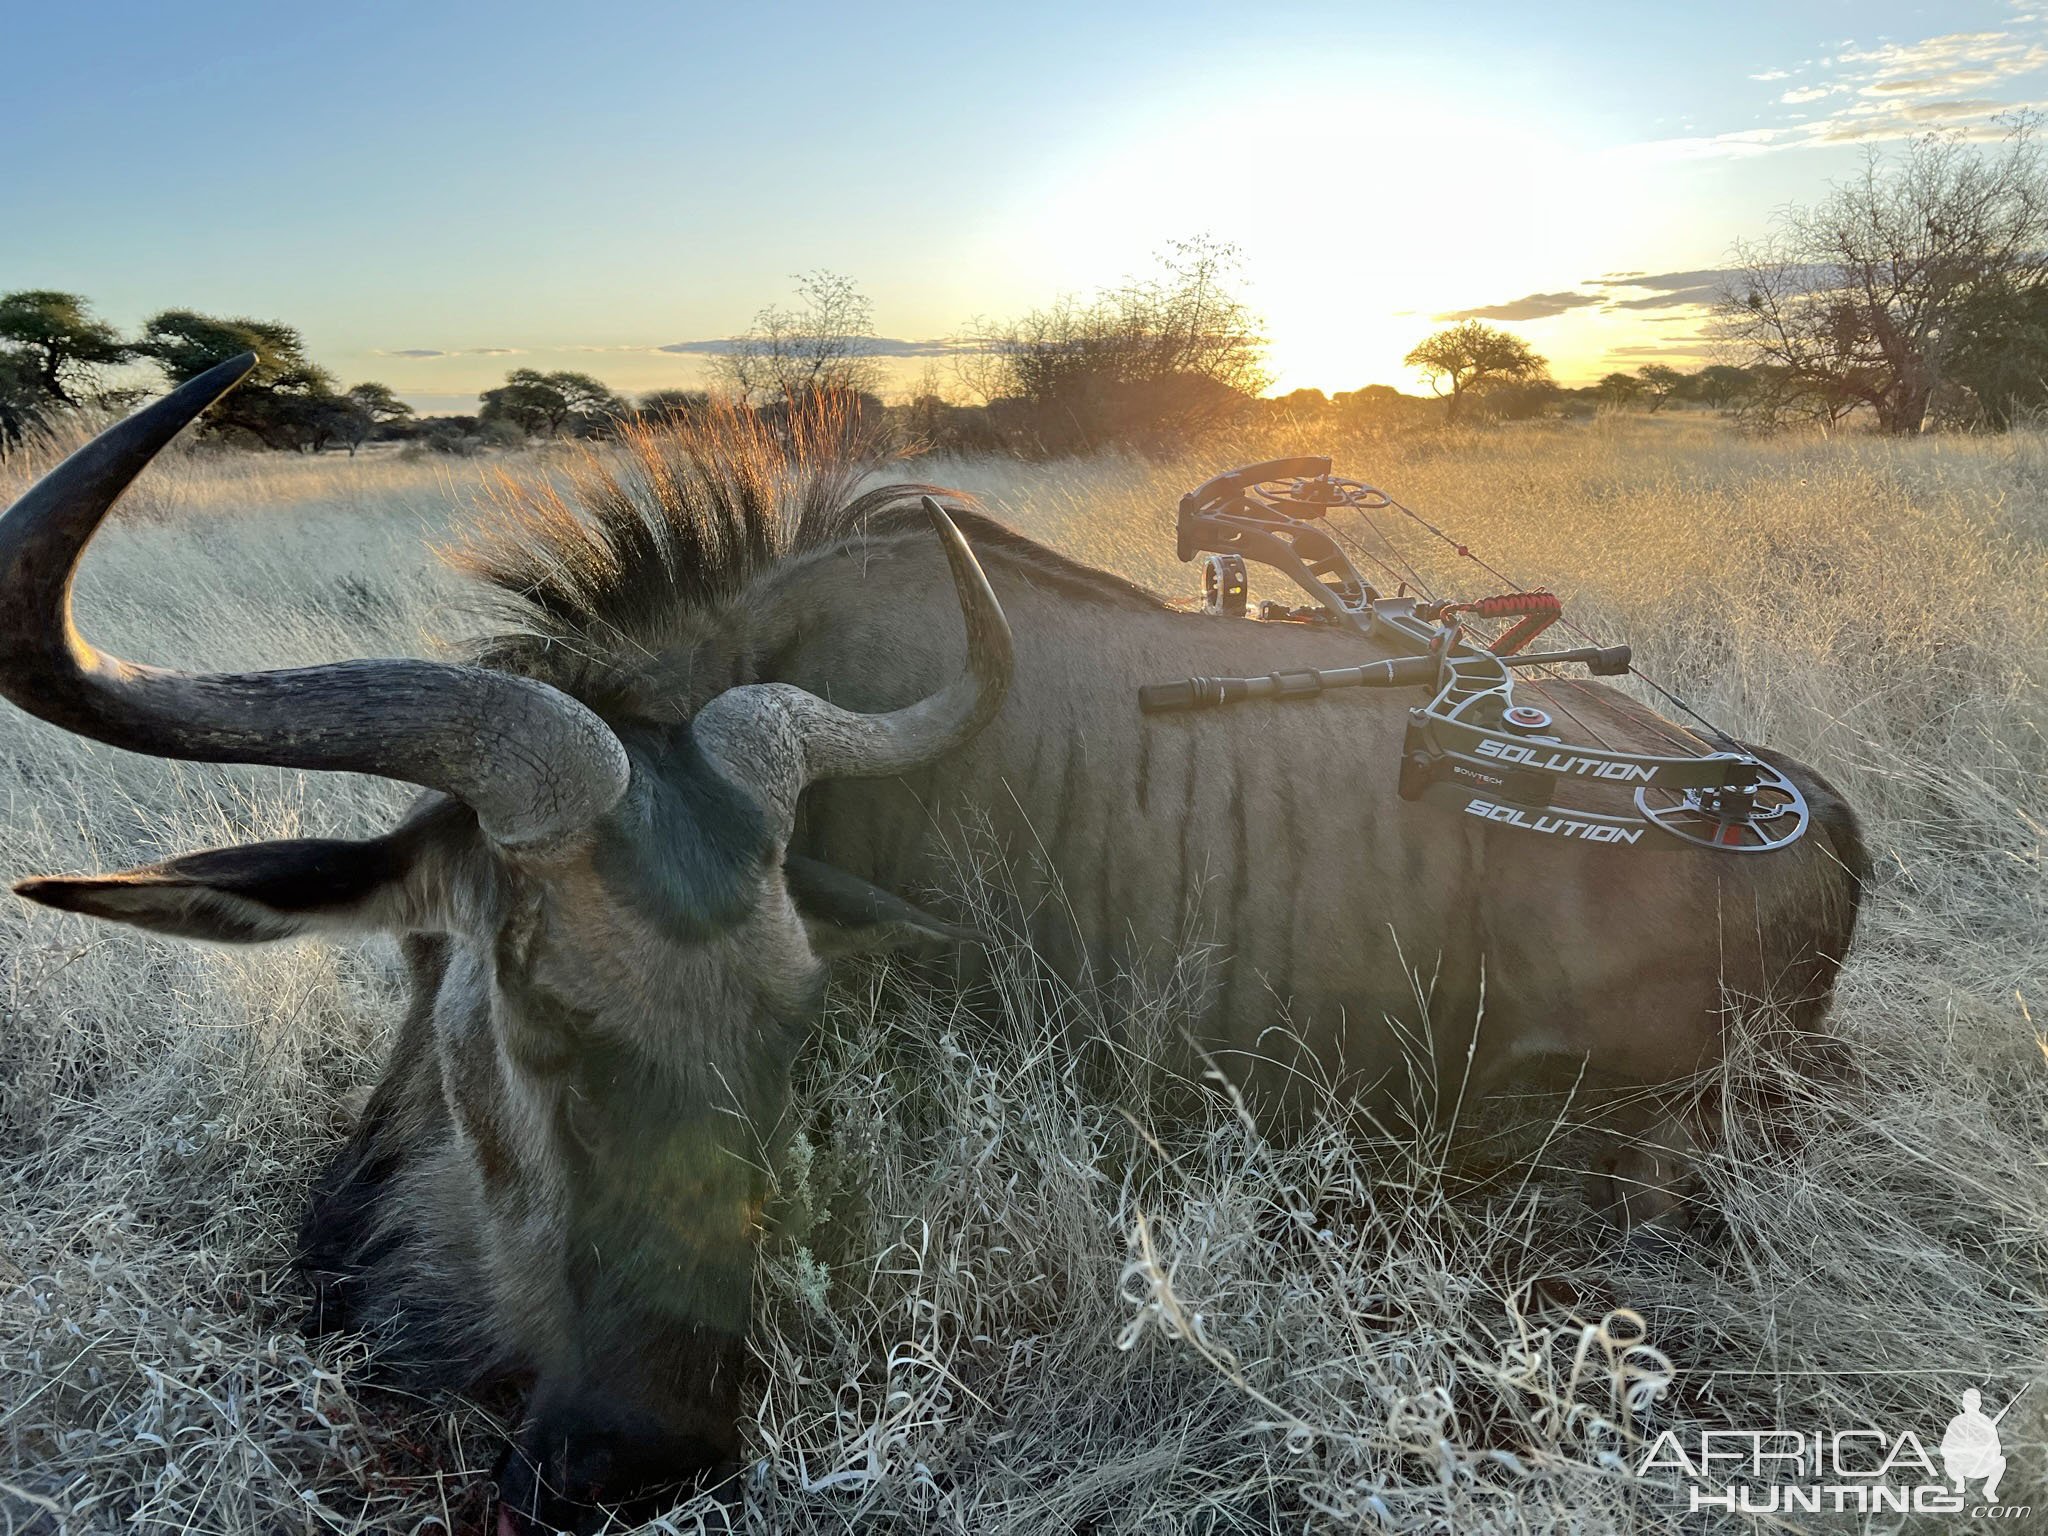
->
(757, 515), (1863, 1122)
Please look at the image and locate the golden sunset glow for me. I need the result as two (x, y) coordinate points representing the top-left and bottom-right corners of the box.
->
(976, 84), (1689, 393)
(11, 5), (2043, 407)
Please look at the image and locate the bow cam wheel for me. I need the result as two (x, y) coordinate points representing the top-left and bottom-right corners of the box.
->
(1202, 553), (1249, 617)
(1633, 759), (1810, 852)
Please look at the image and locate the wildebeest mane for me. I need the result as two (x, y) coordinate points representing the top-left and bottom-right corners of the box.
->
(448, 398), (1163, 715)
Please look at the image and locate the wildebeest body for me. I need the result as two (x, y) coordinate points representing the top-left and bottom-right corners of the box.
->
(768, 520), (1862, 1119)
(0, 372), (1863, 1530)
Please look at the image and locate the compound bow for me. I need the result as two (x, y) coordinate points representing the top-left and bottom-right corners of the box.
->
(1137, 457), (1808, 854)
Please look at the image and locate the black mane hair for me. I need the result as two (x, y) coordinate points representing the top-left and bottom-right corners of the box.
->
(446, 401), (1165, 714)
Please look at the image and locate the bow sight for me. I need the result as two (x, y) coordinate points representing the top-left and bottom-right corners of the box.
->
(1138, 457), (1809, 853)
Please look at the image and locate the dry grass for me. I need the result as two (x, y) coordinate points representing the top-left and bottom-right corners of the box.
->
(0, 410), (491, 531)
(1, 415), (2044, 1533)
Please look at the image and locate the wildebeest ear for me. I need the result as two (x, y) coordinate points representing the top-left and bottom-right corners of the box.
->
(783, 854), (975, 957)
(12, 817), (465, 945)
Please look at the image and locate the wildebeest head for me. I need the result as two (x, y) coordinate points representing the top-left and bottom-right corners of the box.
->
(0, 358), (1013, 1529)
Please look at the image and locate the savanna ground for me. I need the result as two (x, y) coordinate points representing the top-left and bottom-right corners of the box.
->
(1, 411), (2044, 1534)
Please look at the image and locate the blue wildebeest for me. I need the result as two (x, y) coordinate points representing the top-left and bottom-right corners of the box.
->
(0, 359), (1866, 1530)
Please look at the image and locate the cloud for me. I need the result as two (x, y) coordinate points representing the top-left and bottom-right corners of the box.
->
(863, 339), (965, 356)
(1595, 268), (1732, 291)
(1838, 30), (2047, 81)
(1432, 291), (1603, 322)
(1629, 25), (2048, 158)
(1902, 97), (2011, 119)
(1812, 100), (2045, 141)
(1605, 285), (1725, 310)
(1868, 71), (1996, 92)
(374, 346), (525, 359)
(1584, 269), (1739, 313)
(656, 336), (960, 358)
(1621, 127), (1787, 161)
(384, 338), (960, 364)
(1603, 341), (1719, 359)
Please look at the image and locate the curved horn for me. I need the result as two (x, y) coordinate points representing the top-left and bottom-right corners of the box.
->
(692, 496), (1011, 825)
(0, 354), (628, 847)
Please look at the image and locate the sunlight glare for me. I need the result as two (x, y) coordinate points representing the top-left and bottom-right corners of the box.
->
(990, 82), (1655, 392)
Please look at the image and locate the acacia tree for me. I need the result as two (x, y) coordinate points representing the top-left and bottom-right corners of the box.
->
(141, 310), (345, 450)
(714, 270), (881, 408)
(144, 310), (322, 392)
(0, 350), (41, 443)
(1597, 371), (1643, 407)
(1404, 321), (1546, 424)
(479, 368), (625, 437)
(1635, 363), (1687, 412)
(636, 388), (713, 422)
(0, 291), (134, 408)
(337, 382), (414, 454)
(140, 311), (411, 452)
(1716, 121), (2048, 433)
(1691, 364), (1756, 410)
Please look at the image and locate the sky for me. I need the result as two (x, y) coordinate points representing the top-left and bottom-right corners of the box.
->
(8, 1), (2047, 410)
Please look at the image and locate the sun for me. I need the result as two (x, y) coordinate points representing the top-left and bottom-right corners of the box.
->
(976, 75), (1667, 393)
